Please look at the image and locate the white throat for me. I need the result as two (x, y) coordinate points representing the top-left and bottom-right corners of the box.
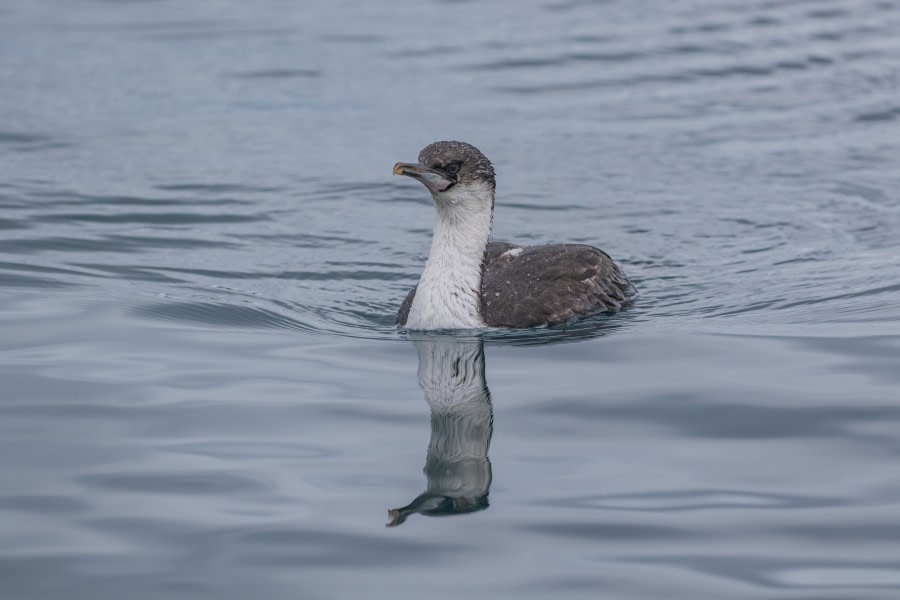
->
(405, 181), (494, 330)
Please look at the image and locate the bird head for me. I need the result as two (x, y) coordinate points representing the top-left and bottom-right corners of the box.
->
(393, 141), (495, 209)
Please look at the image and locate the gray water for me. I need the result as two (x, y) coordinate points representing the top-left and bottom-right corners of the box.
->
(2, 0), (900, 598)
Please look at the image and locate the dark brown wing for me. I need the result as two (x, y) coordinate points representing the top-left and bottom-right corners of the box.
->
(396, 285), (417, 326)
(482, 243), (633, 328)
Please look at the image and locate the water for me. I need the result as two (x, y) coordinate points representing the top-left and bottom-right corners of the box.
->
(2, 0), (900, 597)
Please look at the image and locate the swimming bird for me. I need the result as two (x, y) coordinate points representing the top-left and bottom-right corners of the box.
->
(393, 141), (633, 330)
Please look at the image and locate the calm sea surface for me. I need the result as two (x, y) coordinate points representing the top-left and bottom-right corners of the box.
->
(2, 0), (900, 598)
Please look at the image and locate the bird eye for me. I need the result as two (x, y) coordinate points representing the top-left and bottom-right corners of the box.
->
(445, 163), (460, 175)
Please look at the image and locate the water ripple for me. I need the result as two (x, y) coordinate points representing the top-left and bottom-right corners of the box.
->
(0, 495), (90, 515)
(79, 471), (268, 495)
(131, 302), (313, 332)
(37, 212), (263, 225)
(552, 490), (840, 512)
(228, 69), (321, 80)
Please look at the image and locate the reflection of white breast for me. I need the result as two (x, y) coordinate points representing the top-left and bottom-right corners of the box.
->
(416, 339), (490, 411)
(415, 340), (493, 496)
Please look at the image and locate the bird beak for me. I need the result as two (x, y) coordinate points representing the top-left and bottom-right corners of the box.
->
(393, 162), (454, 193)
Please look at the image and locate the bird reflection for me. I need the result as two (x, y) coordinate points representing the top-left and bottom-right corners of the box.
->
(388, 337), (493, 527)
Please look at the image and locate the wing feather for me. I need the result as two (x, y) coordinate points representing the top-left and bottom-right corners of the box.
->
(482, 243), (633, 328)
(396, 286), (417, 326)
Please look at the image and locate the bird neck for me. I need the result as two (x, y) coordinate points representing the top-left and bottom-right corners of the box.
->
(406, 183), (494, 330)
